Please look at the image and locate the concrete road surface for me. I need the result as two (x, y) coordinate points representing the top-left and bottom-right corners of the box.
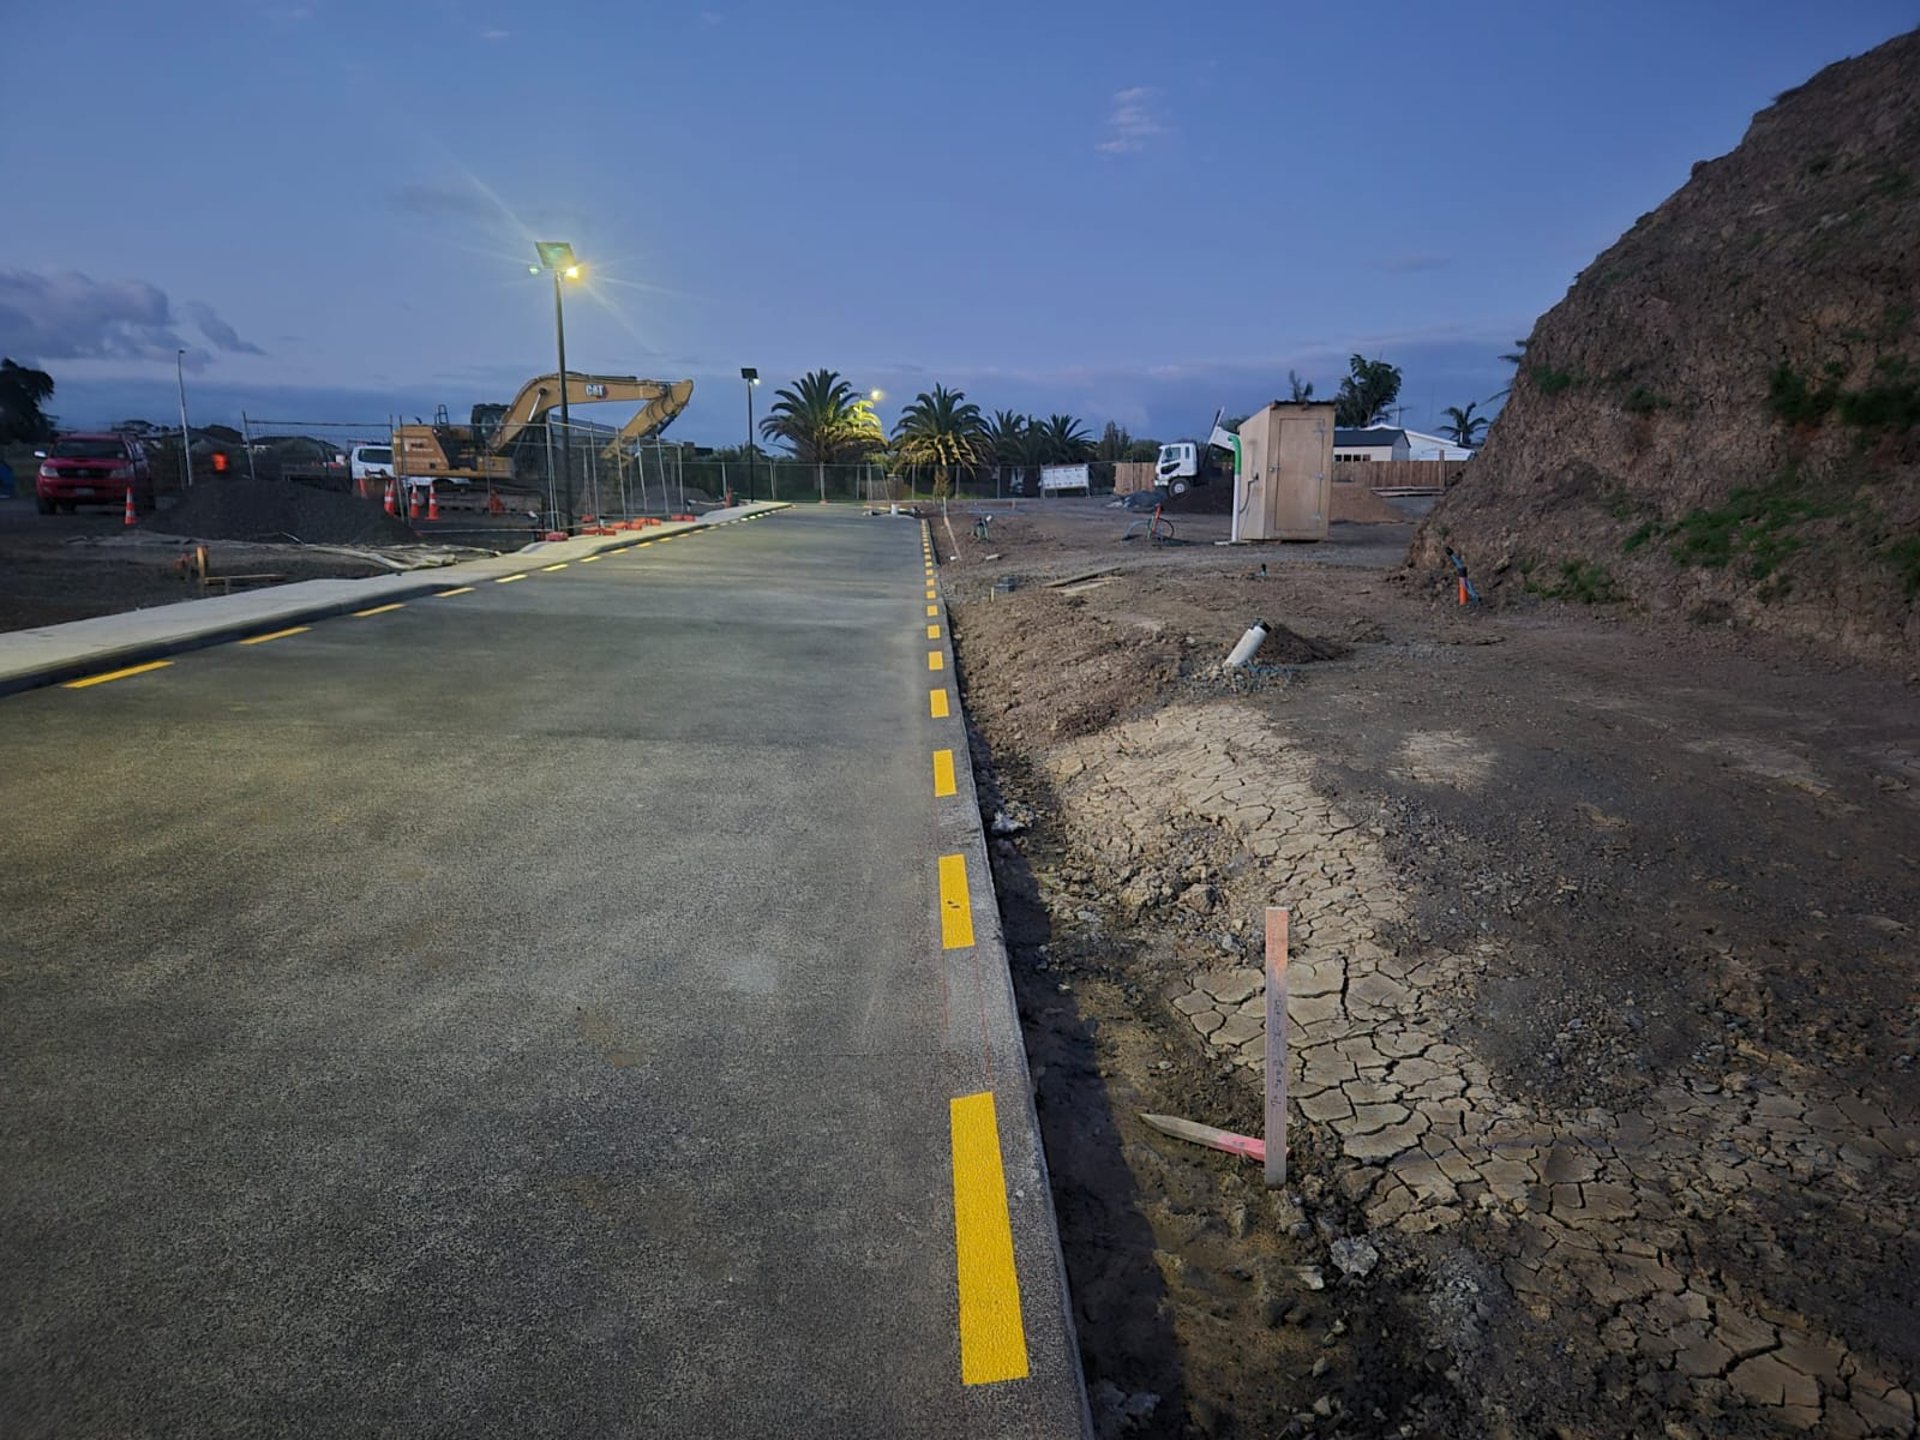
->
(0, 511), (1088, 1438)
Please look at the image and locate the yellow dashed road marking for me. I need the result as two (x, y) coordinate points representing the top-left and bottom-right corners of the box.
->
(437, 586), (475, 597)
(63, 660), (172, 689)
(542, 562), (569, 572)
(928, 605), (939, 617)
(933, 748), (957, 797)
(580, 554), (603, 563)
(931, 688), (950, 718)
(353, 603), (405, 617)
(938, 853), (974, 949)
(495, 573), (527, 584)
(929, 652), (944, 671)
(927, 624), (941, 639)
(950, 1090), (1030, 1385)
(239, 626), (310, 646)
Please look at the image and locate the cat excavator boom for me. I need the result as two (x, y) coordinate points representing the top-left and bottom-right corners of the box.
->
(394, 374), (694, 484)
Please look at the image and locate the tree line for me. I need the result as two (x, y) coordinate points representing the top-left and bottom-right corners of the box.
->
(752, 356), (1493, 493)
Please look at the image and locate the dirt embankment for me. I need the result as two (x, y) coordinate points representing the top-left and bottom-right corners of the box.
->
(942, 505), (1918, 1438)
(1416, 28), (1920, 665)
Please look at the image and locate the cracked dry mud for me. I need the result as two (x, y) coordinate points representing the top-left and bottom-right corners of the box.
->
(943, 503), (1917, 1439)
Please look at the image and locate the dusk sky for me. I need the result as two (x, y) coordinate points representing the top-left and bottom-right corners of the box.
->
(3, 1), (1914, 446)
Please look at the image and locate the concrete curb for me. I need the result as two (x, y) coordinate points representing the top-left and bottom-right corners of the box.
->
(0, 503), (792, 698)
(924, 520), (1095, 1437)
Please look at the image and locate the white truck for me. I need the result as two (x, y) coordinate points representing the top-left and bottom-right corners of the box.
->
(348, 443), (396, 487)
(1155, 412), (1240, 492)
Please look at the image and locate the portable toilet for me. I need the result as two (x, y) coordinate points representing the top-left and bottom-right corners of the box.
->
(1232, 401), (1333, 541)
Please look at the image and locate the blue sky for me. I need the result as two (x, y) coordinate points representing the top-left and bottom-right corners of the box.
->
(2, 0), (1913, 445)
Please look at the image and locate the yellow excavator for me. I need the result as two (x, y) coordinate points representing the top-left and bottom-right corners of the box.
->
(393, 373), (694, 485)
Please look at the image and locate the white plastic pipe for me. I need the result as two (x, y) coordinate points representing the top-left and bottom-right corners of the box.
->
(1225, 619), (1268, 669)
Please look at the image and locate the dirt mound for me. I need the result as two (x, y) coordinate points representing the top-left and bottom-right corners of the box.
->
(1256, 619), (1347, 664)
(1414, 28), (1920, 663)
(1158, 481), (1233, 514)
(144, 480), (420, 546)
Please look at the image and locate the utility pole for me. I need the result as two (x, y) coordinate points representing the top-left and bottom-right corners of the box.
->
(174, 349), (193, 488)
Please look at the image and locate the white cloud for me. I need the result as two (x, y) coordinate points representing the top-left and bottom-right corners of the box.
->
(1097, 85), (1165, 155)
(0, 269), (262, 367)
(185, 300), (266, 356)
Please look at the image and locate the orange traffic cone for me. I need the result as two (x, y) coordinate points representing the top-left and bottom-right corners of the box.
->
(408, 487), (421, 520)
(123, 486), (136, 527)
(426, 486), (440, 521)
(384, 481), (396, 516)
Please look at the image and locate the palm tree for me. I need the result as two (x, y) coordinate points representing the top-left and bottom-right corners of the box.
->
(1034, 413), (1091, 463)
(985, 409), (1029, 464)
(758, 368), (874, 463)
(1492, 339), (1530, 400)
(1439, 401), (1490, 448)
(892, 384), (987, 497)
(1287, 369), (1314, 402)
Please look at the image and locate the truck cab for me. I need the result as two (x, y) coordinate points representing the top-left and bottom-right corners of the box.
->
(1156, 442), (1201, 491)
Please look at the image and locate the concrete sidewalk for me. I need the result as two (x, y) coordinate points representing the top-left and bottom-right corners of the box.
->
(0, 503), (790, 696)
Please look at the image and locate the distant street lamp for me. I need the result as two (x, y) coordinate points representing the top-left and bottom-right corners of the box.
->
(532, 242), (584, 530)
(741, 366), (759, 503)
(175, 349), (193, 488)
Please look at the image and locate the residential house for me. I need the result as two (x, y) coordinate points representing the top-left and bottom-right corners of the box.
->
(1333, 427), (1410, 464)
(1402, 428), (1476, 461)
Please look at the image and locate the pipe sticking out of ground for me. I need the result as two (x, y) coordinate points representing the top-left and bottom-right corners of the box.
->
(1224, 619), (1268, 668)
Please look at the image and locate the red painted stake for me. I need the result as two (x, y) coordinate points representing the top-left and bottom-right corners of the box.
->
(1265, 906), (1290, 1188)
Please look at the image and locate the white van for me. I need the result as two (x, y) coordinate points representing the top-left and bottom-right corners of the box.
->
(349, 444), (395, 486)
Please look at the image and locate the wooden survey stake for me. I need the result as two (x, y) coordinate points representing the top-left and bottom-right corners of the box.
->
(1264, 906), (1290, 1187)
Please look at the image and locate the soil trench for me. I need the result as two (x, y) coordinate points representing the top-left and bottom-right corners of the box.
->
(942, 502), (1918, 1440)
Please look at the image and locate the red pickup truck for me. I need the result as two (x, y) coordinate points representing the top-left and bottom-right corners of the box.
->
(35, 433), (155, 515)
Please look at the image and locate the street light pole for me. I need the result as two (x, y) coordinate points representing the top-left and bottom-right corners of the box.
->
(533, 242), (583, 532)
(740, 366), (759, 505)
(175, 349), (193, 489)
(552, 268), (573, 531)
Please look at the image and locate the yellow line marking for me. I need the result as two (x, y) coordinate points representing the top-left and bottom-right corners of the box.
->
(927, 604), (939, 617)
(437, 586), (475, 596)
(928, 651), (944, 671)
(950, 1090), (1029, 1385)
(541, 562), (569, 572)
(239, 626), (310, 646)
(938, 853), (974, 949)
(930, 688), (950, 718)
(927, 623), (941, 639)
(495, 573), (527, 584)
(927, 589), (937, 600)
(580, 554), (603, 563)
(934, 748), (957, 797)
(353, 603), (405, 617)
(63, 659), (172, 689)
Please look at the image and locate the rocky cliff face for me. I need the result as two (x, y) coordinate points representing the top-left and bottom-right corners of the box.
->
(1415, 28), (1920, 662)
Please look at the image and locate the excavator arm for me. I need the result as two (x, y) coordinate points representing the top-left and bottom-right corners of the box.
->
(488, 374), (695, 457)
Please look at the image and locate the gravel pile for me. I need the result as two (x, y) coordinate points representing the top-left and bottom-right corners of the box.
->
(144, 480), (419, 546)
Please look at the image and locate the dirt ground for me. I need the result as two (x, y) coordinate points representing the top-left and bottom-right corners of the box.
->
(0, 496), (529, 633)
(939, 497), (1919, 1438)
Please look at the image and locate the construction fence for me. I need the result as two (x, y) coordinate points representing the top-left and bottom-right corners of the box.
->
(142, 407), (1155, 531)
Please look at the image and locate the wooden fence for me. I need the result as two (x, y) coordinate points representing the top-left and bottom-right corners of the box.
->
(1334, 459), (1469, 491)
